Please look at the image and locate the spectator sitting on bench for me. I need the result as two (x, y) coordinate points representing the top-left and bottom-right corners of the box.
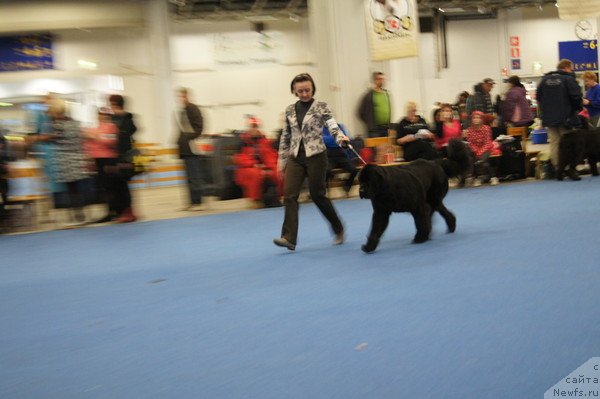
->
(394, 101), (438, 161)
(434, 103), (463, 157)
(233, 117), (281, 208)
(323, 123), (358, 197)
(465, 111), (501, 186)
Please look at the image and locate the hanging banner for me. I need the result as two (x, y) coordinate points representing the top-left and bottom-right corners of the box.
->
(365, 0), (419, 61)
(0, 34), (53, 72)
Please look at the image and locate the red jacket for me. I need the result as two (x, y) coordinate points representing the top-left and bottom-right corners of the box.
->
(233, 133), (278, 170)
(466, 124), (499, 158)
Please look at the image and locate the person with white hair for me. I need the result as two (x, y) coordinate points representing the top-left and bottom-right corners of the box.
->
(394, 101), (438, 161)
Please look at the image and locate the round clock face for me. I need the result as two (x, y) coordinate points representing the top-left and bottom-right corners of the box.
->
(575, 20), (594, 40)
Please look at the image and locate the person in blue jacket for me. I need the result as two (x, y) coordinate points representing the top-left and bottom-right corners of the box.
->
(322, 123), (358, 196)
(583, 71), (600, 128)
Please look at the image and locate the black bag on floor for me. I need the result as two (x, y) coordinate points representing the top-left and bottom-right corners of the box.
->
(499, 139), (525, 180)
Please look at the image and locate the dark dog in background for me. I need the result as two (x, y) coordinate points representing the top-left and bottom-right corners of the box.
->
(557, 120), (600, 180)
(358, 139), (472, 253)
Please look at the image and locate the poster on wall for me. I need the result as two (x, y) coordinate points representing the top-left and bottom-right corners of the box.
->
(558, 40), (598, 71)
(364, 0), (419, 61)
(0, 34), (53, 72)
(214, 31), (282, 65)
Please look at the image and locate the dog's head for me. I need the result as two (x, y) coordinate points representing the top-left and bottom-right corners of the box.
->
(358, 164), (385, 199)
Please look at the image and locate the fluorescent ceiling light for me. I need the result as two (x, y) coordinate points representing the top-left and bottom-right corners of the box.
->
(77, 59), (97, 70)
(245, 15), (278, 22)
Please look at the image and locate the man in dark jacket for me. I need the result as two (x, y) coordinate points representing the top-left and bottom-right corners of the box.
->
(357, 72), (392, 138)
(176, 87), (205, 211)
(537, 59), (583, 179)
(109, 94), (138, 222)
(466, 78), (496, 126)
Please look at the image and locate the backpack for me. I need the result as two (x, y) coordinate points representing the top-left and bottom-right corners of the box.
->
(498, 138), (525, 179)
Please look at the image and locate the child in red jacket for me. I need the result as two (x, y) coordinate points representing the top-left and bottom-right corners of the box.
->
(466, 111), (501, 186)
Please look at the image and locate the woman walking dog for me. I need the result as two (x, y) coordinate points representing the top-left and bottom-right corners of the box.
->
(273, 73), (349, 251)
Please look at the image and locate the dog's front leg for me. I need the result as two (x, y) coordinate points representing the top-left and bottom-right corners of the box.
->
(412, 204), (432, 243)
(362, 209), (391, 253)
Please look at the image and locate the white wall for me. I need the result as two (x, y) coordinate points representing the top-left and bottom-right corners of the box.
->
(169, 19), (313, 138)
(505, 7), (598, 76)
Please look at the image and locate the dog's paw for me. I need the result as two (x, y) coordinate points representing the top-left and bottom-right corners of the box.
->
(362, 239), (378, 253)
(447, 219), (456, 233)
(412, 234), (429, 244)
(361, 244), (376, 253)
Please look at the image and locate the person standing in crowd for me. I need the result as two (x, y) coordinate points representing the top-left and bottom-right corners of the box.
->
(466, 111), (500, 186)
(394, 101), (438, 161)
(233, 117), (281, 208)
(434, 103), (463, 156)
(109, 94), (138, 222)
(274, 73), (349, 251)
(358, 71), (392, 138)
(38, 98), (90, 224)
(501, 75), (534, 128)
(537, 59), (583, 179)
(454, 91), (470, 127)
(583, 71), (600, 128)
(466, 78), (496, 126)
(323, 123), (358, 197)
(85, 108), (119, 223)
(175, 87), (205, 211)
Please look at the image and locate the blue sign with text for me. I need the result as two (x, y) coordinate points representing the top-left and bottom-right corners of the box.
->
(558, 40), (598, 72)
(0, 34), (54, 72)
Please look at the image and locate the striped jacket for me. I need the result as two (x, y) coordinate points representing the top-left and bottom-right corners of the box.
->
(278, 100), (344, 171)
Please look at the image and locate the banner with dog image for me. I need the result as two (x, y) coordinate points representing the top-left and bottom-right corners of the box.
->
(365, 0), (419, 60)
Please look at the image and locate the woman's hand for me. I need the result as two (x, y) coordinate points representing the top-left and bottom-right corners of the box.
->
(583, 98), (590, 105)
(397, 135), (416, 145)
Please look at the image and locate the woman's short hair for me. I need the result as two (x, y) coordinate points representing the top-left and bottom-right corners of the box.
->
(290, 73), (316, 95)
(583, 71), (598, 82)
(405, 101), (418, 114)
(109, 94), (125, 108)
(47, 98), (66, 116)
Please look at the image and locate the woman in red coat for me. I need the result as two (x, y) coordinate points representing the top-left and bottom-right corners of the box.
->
(233, 118), (281, 207)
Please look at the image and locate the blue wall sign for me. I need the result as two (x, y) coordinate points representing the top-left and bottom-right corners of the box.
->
(558, 40), (598, 72)
(0, 34), (54, 72)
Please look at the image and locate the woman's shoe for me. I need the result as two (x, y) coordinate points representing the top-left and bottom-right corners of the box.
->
(273, 237), (295, 250)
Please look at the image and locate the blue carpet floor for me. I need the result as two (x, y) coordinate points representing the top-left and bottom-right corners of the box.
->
(2, 178), (600, 399)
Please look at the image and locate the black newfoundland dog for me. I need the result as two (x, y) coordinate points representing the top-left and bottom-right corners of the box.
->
(557, 125), (600, 180)
(358, 139), (472, 253)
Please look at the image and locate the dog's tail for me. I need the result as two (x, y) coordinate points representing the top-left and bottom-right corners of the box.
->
(438, 139), (473, 178)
